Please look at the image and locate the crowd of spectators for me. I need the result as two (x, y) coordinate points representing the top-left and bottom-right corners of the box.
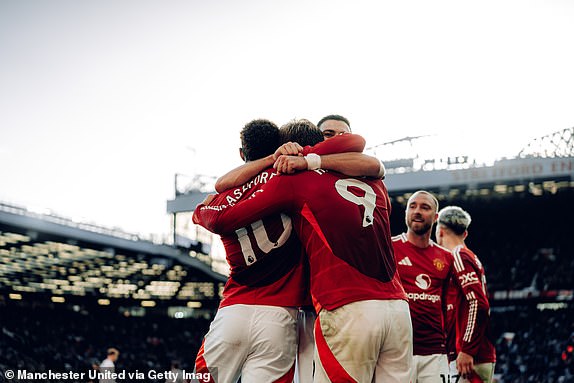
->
(456, 191), (571, 292)
(0, 303), (211, 382)
(491, 305), (574, 382)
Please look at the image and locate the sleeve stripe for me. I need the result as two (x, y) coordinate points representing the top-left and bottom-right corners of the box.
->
(453, 245), (465, 272)
(463, 291), (477, 343)
(391, 233), (408, 243)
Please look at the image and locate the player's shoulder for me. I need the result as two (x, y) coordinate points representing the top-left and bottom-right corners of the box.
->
(453, 245), (482, 265)
(452, 244), (474, 260)
(391, 233), (408, 243)
(429, 240), (452, 256)
(451, 244), (483, 272)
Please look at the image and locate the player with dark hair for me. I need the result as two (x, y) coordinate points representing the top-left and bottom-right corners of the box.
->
(392, 190), (462, 383)
(239, 119), (280, 162)
(194, 120), (412, 383)
(317, 114), (351, 139)
(278, 119), (324, 147)
(436, 206), (496, 383)
(193, 119), (382, 383)
(193, 118), (301, 383)
(215, 115), (384, 193)
(277, 118), (386, 383)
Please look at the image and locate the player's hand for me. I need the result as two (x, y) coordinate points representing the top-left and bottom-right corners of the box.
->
(273, 155), (307, 174)
(456, 351), (475, 379)
(200, 194), (216, 205)
(273, 142), (303, 160)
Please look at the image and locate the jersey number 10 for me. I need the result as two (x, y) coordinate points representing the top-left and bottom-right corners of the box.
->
(235, 214), (293, 266)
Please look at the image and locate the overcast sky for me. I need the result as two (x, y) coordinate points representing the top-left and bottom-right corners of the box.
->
(1, 0), (573, 236)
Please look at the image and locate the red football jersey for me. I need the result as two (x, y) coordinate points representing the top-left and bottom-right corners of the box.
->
(449, 245), (496, 363)
(445, 276), (458, 362)
(195, 169), (407, 313)
(192, 134), (366, 309)
(195, 171), (309, 308)
(393, 233), (454, 356)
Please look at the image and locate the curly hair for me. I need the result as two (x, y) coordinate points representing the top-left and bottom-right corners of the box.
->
(240, 119), (280, 162)
(438, 206), (472, 235)
(279, 119), (324, 147)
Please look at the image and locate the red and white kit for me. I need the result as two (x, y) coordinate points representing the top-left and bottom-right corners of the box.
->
(192, 134), (367, 383)
(195, 138), (411, 382)
(393, 233), (454, 382)
(447, 245), (496, 383)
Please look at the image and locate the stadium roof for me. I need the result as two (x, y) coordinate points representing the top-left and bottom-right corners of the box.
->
(372, 127), (574, 195)
(168, 128), (574, 213)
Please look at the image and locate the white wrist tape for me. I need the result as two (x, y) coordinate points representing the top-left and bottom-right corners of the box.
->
(378, 159), (386, 179)
(305, 153), (321, 170)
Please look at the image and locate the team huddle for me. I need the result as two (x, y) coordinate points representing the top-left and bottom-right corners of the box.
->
(191, 116), (496, 383)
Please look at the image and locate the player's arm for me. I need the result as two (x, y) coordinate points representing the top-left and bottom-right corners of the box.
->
(443, 274), (460, 363)
(193, 175), (293, 234)
(192, 194), (223, 231)
(275, 132), (367, 161)
(216, 134), (370, 191)
(302, 132), (365, 155)
(318, 153), (385, 178)
(274, 153), (384, 177)
(306, 134), (385, 177)
(214, 155), (275, 193)
(276, 133), (385, 177)
(452, 251), (492, 376)
(215, 142), (307, 191)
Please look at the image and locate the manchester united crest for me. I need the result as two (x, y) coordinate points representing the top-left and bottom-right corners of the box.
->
(433, 259), (445, 271)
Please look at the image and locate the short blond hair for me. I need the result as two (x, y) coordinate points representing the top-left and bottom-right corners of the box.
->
(438, 206), (471, 235)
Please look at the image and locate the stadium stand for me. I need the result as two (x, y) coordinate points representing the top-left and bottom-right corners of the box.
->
(0, 202), (224, 382)
(1, 302), (211, 383)
(0, 201), (225, 305)
(1, 127), (572, 382)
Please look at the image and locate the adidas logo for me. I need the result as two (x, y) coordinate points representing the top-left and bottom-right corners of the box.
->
(398, 257), (413, 266)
